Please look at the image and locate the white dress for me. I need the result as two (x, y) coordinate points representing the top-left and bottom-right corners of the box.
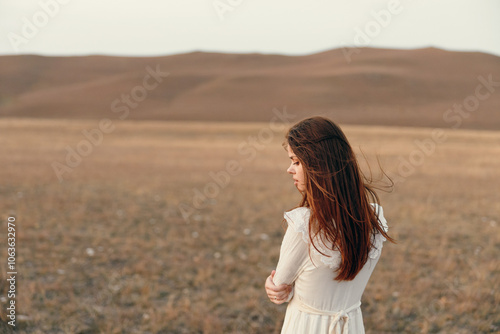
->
(273, 203), (388, 334)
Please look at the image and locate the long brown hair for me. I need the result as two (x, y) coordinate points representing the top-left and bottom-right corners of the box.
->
(284, 116), (395, 281)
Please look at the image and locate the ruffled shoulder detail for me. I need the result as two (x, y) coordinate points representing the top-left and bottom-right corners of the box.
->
(283, 204), (389, 268)
(283, 207), (310, 233)
(284, 207), (341, 269)
(369, 203), (389, 259)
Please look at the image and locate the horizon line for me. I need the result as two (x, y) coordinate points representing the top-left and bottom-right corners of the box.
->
(0, 45), (499, 59)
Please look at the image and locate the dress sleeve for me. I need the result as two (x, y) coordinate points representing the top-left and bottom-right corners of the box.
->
(369, 203), (389, 259)
(273, 209), (310, 286)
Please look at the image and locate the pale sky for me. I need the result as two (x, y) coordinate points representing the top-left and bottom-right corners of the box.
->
(0, 0), (499, 57)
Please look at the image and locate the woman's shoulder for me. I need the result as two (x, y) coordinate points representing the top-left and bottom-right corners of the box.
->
(284, 204), (388, 230)
(283, 206), (341, 269)
(370, 202), (389, 232)
(283, 206), (311, 231)
(369, 203), (389, 259)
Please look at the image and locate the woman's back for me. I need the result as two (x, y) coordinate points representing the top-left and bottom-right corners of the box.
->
(273, 203), (388, 333)
(263, 116), (394, 334)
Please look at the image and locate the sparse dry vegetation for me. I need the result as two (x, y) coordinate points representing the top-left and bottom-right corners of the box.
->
(0, 118), (499, 333)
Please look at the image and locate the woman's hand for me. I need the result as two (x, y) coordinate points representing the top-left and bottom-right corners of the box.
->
(265, 270), (292, 304)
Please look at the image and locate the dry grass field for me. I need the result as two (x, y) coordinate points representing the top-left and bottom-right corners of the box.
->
(0, 118), (499, 333)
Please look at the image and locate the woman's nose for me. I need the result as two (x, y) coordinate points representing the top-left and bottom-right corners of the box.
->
(287, 165), (294, 174)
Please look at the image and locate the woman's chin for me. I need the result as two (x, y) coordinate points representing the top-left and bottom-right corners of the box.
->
(296, 185), (305, 192)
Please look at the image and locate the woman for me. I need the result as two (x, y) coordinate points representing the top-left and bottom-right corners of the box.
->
(264, 116), (394, 333)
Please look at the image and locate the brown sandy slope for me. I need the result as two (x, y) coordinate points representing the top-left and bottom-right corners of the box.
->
(0, 47), (499, 129)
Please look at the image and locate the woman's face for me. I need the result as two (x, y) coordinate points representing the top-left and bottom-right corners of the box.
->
(287, 145), (306, 192)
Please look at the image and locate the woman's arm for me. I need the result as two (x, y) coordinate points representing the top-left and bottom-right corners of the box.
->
(273, 223), (308, 285)
(265, 223), (308, 304)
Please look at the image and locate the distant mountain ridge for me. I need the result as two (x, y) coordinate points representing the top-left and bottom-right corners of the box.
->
(1, 47), (499, 130)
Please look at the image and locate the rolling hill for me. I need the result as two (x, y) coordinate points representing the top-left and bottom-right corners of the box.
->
(1, 47), (499, 129)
